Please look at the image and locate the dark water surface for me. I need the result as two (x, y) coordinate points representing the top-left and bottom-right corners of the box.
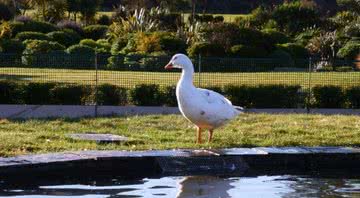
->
(0, 175), (359, 198)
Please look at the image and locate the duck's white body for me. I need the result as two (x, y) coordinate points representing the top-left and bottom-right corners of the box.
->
(165, 54), (243, 143)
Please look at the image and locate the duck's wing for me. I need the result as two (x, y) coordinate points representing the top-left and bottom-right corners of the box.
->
(197, 88), (233, 106)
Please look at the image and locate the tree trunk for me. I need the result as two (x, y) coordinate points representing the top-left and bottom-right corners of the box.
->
(191, 0), (196, 24)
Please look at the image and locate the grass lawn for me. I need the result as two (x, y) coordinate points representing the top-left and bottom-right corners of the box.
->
(0, 114), (359, 157)
(1, 67), (360, 88)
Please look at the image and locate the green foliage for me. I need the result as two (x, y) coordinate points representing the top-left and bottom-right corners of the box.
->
(66, 44), (95, 55)
(129, 84), (163, 106)
(21, 82), (56, 104)
(0, 2), (14, 21)
(47, 0), (68, 23)
(230, 45), (267, 58)
(262, 29), (289, 44)
(295, 28), (321, 46)
(335, 66), (354, 72)
(79, 0), (101, 25)
(157, 32), (187, 54)
(187, 42), (225, 57)
(110, 38), (127, 55)
(10, 21), (58, 36)
(223, 85), (302, 108)
(47, 31), (80, 47)
(97, 14), (111, 25)
(96, 84), (128, 105)
(0, 81), (23, 104)
(83, 25), (108, 40)
(0, 39), (25, 53)
(50, 84), (87, 105)
(276, 43), (308, 58)
(161, 86), (177, 107)
(337, 40), (360, 59)
(16, 31), (51, 41)
(346, 86), (360, 108)
(272, 1), (320, 34)
(236, 6), (270, 30)
(23, 40), (65, 54)
(22, 40), (66, 67)
(66, 44), (95, 68)
(312, 85), (345, 108)
(79, 39), (110, 53)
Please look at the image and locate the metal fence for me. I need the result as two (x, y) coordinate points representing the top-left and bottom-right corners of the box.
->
(0, 53), (359, 108)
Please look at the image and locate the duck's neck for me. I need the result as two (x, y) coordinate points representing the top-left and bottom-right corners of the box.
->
(179, 65), (195, 88)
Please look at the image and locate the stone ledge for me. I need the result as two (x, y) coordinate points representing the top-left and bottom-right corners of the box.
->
(0, 147), (359, 179)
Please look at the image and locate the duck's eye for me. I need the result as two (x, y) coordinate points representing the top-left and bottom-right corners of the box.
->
(173, 57), (177, 60)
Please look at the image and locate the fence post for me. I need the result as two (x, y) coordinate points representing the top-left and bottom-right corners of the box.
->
(94, 53), (98, 117)
(198, 54), (201, 87)
(306, 57), (312, 113)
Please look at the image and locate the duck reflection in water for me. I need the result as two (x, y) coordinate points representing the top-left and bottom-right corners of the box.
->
(176, 176), (232, 198)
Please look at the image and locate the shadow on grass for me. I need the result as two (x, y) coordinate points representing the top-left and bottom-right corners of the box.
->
(0, 74), (35, 81)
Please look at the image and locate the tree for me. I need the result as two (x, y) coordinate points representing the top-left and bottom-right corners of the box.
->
(31, 0), (49, 20)
(337, 0), (360, 14)
(79, 0), (101, 25)
(66, 0), (81, 21)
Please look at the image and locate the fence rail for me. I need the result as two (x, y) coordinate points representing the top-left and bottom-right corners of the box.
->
(0, 53), (359, 109)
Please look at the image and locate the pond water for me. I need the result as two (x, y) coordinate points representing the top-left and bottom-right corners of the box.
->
(0, 175), (359, 198)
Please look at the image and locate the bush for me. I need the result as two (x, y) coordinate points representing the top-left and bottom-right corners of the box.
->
(187, 42), (225, 57)
(79, 39), (110, 53)
(269, 49), (294, 67)
(0, 39), (25, 53)
(16, 32), (51, 41)
(83, 25), (108, 40)
(230, 45), (268, 58)
(346, 87), (360, 108)
(312, 85), (345, 108)
(96, 84), (127, 105)
(262, 29), (289, 44)
(223, 85), (302, 108)
(0, 2), (14, 21)
(161, 86), (177, 107)
(21, 82), (56, 104)
(276, 43), (308, 58)
(11, 20), (58, 36)
(47, 31), (79, 47)
(50, 84), (86, 105)
(335, 66), (354, 72)
(0, 81), (23, 104)
(66, 44), (95, 68)
(111, 38), (127, 55)
(129, 84), (163, 106)
(158, 33), (187, 54)
(337, 40), (360, 59)
(22, 40), (66, 67)
(97, 15), (111, 25)
(57, 20), (83, 35)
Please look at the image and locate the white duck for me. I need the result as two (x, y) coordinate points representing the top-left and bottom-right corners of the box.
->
(165, 54), (243, 144)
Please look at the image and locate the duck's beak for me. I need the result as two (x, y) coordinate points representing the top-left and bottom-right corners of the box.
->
(165, 62), (174, 69)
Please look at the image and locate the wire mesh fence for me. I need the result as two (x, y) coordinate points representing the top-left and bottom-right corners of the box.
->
(0, 53), (359, 108)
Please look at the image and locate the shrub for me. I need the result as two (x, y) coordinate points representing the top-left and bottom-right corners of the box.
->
(335, 66), (354, 72)
(16, 32), (51, 41)
(312, 86), (345, 108)
(97, 15), (111, 25)
(187, 42), (225, 57)
(0, 39), (25, 53)
(223, 85), (302, 108)
(96, 84), (127, 105)
(129, 84), (163, 106)
(57, 20), (83, 35)
(158, 33), (187, 54)
(66, 44), (95, 68)
(346, 87), (360, 108)
(11, 21), (58, 36)
(262, 29), (289, 44)
(134, 32), (161, 53)
(47, 31), (79, 47)
(0, 2), (14, 21)
(0, 81), (23, 104)
(83, 25), (108, 40)
(230, 45), (268, 58)
(276, 43), (308, 58)
(22, 40), (66, 67)
(110, 38), (127, 55)
(79, 39), (110, 53)
(50, 84), (86, 105)
(21, 82), (56, 104)
(269, 49), (294, 67)
(337, 40), (360, 59)
(161, 86), (177, 107)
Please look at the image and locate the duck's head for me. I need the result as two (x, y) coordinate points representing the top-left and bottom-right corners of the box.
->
(165, 54), (193, 70)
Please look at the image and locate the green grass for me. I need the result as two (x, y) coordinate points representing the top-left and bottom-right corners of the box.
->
(0, 114), (359, 157)
(1, 67), (359, 88)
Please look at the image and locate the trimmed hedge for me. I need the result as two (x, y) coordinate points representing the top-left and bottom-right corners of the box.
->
(16, 31), (51, 41)
(188, 42), (226, 57)
(83, 25), (108, 40)
(312, 85), (345, 108)
(0, 81), (359, 108)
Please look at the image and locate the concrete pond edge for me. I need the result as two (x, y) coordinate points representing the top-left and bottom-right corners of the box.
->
(0, 147), (359, 180)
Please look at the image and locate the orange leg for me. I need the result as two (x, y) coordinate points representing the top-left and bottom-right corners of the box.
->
(197, 127), (202, 144)
(208, 129), (214, 143)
